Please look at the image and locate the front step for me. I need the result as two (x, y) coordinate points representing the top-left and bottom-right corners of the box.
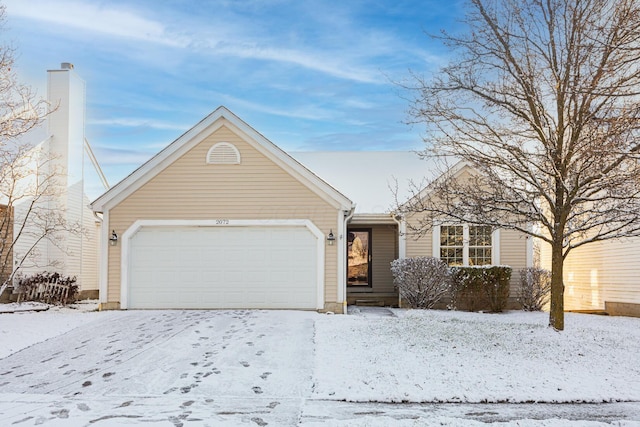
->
(354, 299), (385, 307)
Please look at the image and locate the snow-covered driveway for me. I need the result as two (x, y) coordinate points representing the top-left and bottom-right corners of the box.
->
(1, 309), (316, 425)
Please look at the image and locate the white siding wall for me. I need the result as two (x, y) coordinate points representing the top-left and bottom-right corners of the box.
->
(11, 65), (99, 292)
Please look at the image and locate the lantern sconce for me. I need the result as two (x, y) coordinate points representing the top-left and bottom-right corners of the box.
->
(109, 230), (118, 246)
(327, 229), (336, 246)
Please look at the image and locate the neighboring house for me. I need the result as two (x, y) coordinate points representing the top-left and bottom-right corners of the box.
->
(90, 106), (531, 312)
(5, 63), (108, 299)
(540, 238), (640, 317)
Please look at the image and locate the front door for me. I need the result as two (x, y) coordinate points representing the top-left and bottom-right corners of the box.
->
(347, 228), (371, 287)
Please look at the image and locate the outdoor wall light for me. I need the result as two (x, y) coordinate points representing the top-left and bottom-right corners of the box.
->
(109, 230), (118, 246)
(327, 229), (336, 246)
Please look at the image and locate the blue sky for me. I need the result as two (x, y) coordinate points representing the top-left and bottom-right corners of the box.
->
(4, 0), (463, 185)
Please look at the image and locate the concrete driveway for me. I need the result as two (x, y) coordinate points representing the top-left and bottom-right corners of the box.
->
(0, 310), (317, 425)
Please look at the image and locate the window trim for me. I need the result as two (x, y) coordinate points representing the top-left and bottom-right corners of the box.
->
(432, 223), (500, 266)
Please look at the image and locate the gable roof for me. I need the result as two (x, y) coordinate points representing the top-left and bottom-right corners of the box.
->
(90, 106), (354, 212)
(291, 151), (438, 214)
(399, 160), (476, 210)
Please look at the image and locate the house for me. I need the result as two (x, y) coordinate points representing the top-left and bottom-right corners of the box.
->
(540, 238), (640, 317)
(2, 63), (107, 299)
(90, 106), (532, 312)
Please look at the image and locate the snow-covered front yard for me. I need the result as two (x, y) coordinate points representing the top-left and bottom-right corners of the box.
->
(0, 303), (639, 426)
(316, 308), (640, 404)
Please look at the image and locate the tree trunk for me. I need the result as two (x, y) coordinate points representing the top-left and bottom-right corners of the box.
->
(549, 240), (565, 330)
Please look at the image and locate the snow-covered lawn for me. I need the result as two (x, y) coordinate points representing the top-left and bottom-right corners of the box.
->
(315, 308), (640, 404)
(0, 305), (639, 425)
(0, 300), (105, 359)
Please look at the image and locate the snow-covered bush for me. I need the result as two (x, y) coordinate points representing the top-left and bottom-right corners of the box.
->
(390, 257), (451, 309)
(450, 266), (512, 312)
(518, 267), (551, 311)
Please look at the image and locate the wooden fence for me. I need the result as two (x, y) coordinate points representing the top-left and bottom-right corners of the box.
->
(17, 279), (72, 305)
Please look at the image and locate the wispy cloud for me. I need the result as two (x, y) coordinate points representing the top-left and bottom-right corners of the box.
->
(89, 118), (189, 132)
(91, 145), (156, 166)
(213, 94), (338, 122)
(4, 0), (188, 47)
(5, 0), (387, 84)
(213, 43), (382, 84)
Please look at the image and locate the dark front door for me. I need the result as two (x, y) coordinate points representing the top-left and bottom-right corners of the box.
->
(347, 229), (371, 287)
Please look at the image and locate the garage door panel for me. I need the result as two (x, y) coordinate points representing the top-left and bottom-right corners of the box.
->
(128, 225), (319, 309)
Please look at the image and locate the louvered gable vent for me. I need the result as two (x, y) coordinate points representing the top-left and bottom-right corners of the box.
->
(206, 142), (241, 165)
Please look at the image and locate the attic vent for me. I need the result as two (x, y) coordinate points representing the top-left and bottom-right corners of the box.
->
(206, 142), (241, 165)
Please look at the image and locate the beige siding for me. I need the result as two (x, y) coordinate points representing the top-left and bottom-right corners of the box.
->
(539, 239), (605, 311)
(564, 241), (605, 310)
(542, 237), (640, 311)
(405, 213), (433, 258)
(599, 238), (640, 305)
(107, 124), (340, 309)
(370, 225), (397, 292)
(499, 229), (529, 294)
(81, 196), (100, 291)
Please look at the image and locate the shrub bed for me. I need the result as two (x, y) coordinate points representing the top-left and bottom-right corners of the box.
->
(450, 266), (512, 312)
(391, 257), (451, 309)
(518, 267), (551, 311)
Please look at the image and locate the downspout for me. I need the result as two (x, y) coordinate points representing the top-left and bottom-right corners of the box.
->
(391, 213), (406, 259)
(91, 209), (110, 309)
(392, 213), (406, 308)
(342, 206), (356, 313)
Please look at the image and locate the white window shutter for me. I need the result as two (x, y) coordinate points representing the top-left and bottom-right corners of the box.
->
(432, 224), (440, 258)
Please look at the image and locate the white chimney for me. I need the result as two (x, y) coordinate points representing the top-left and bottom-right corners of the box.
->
(47, 62), (86, 187)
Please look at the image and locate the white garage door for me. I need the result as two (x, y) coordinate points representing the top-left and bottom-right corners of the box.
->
(127, 226), (319, 309)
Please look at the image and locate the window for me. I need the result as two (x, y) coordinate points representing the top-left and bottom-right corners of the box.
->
(440, 225), (464, 266)
(468, 225), (492, 265)
(206, 142), (241, 164)
(436, 224), (494, 267)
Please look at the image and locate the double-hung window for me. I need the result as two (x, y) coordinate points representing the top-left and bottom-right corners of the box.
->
(435, 224), (496, 267)
(439, 225), (464, 266)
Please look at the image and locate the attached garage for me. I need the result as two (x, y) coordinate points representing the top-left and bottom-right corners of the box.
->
(92, 107), (353, 313)
(122, 221), (324, 310)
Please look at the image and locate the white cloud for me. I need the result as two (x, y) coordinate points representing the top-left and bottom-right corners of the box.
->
(5, 0), (423, 86)
(89, 118), (189, 131)
(6, 0), (384, 84)
(215, 95), (337, 121)
(214, 43), (382, 84)
(4, 0), (188, 47)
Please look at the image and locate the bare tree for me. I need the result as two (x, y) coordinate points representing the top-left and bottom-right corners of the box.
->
(0, 4), (67, 299)
(400, 0), (640, 330)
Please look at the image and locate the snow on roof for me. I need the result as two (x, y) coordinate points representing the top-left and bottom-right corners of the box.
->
(290, 151), (437, 214)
